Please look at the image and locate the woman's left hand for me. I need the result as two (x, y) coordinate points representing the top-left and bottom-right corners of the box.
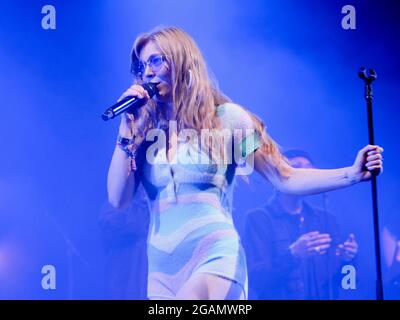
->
(352, 144), (384, 182)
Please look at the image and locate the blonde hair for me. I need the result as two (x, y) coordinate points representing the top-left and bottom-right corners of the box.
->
(130, 26), (288, 175)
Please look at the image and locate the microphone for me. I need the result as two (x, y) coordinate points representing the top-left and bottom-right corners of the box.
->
(101, 82), (159, 121)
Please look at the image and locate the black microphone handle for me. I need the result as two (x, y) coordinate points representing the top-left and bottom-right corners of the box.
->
(101, 82), (158, 121)
(101, 96), (143, 121)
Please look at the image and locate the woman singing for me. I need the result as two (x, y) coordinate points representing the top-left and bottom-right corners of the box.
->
(107, 26), (383, 300)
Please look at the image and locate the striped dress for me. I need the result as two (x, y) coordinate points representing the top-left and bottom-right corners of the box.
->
(136, 103), (260, 299)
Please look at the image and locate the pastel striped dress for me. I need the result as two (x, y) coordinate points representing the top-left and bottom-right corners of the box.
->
(135, 103), (260, 300)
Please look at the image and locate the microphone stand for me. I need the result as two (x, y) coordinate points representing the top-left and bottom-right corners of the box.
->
(358, 67), (384, 300)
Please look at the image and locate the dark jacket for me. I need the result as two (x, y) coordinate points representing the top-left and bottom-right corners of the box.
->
(99, 186), (149, 299)
(243, 197), (350, 300)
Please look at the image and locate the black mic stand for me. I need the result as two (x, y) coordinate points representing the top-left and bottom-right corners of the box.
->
(358, 67), (384, 300)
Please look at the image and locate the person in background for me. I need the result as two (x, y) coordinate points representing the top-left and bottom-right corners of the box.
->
(99, 186), (149, 299)
(382, 210), (400, 299)
(244, 149), (358, 300)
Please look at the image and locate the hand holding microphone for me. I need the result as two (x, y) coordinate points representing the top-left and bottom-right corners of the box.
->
(117, 84), (151, 138)
(119, 83), (151, 103)
(101, 82), (158, 122)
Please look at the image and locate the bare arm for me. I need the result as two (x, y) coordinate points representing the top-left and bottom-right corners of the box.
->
(107, 143), (137, 209)
(254, 144), (384, 196)
(107, 84), (150, 209)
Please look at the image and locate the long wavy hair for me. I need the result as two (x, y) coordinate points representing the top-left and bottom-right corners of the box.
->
(130, 26), (288, 176)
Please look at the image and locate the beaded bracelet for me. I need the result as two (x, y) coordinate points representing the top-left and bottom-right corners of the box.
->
(116, 134), (138, 171)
